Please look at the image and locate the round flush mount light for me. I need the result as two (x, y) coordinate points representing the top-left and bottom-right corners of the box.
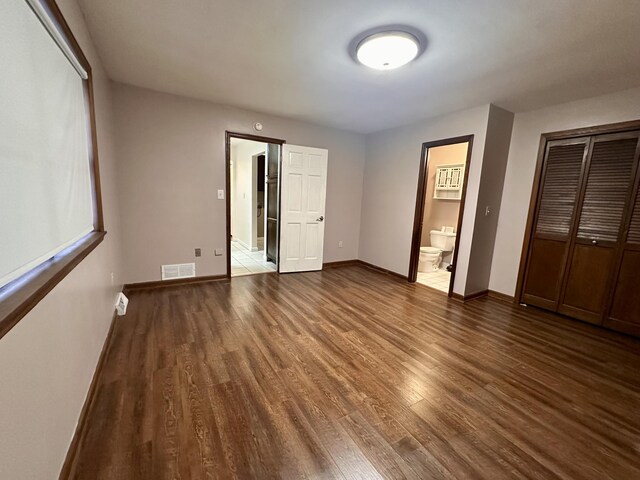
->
(356, 30), (421, 70)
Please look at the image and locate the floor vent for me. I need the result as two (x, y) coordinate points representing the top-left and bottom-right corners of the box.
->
(161, 263), (196, 280)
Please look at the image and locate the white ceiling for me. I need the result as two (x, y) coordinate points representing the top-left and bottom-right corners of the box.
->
(77, 0), (640, 133)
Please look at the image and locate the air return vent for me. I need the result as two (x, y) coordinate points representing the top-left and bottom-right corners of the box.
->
(161, 263), (196, 280)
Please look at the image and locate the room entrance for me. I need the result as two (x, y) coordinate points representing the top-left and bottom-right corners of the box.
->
(227, 133), (284, 277)
(225, 132), (329, 278)
(408, 135), (474, 295)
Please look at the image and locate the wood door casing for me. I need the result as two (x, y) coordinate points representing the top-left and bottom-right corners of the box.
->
(522, 139), (589, 309)
(225, 132), (285, 277)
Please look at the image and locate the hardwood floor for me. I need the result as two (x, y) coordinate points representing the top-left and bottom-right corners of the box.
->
(67, 266), (640, 479)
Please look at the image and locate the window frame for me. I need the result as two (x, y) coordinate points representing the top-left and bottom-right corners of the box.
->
(0, 0), (105, 340)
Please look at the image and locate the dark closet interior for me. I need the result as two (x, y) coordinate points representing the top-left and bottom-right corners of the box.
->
(520, 123), (640, 337)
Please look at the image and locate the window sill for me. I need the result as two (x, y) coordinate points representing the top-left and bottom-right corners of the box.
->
(0, 230), (107, 340)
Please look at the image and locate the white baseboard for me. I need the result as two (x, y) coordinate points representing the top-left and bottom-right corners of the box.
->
(234, 238), (251, 251)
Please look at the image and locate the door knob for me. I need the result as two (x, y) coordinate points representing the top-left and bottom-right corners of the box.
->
(591, 239), (598, 245)
(317, 215), (324, 222)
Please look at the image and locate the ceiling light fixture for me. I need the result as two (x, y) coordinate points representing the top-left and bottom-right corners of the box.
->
(356, 31), (420, 70)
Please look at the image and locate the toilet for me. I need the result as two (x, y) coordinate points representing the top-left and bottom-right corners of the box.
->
(419, 246), (442, 272)
(418, 227), (457, 272)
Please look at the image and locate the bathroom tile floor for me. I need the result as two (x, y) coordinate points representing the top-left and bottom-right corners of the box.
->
(416, 268), (451, 293)
(231, 238), (277, 277)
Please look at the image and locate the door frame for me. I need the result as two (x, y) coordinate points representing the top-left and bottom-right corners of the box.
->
(408, 135), (474, 297)
(514, 118), (640, 305)
(225, 131), (286, 279)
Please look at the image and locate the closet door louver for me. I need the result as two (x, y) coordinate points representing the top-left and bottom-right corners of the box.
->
(522, 139), (588, 309)
(576, 138), (639, 242)
(560, 134), (639, 324)
(535, 143), (586, 237)
(627, 187), (640, 244)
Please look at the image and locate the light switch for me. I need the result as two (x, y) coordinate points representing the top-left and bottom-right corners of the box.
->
(217, 189), (225, 200)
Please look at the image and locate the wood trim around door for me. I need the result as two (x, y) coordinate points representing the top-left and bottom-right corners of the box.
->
(514, 119), (640, 305)
(408, 135), (474, 298)
(225, 131), (285, 279)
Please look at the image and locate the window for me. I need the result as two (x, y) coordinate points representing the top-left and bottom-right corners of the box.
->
(0, 0), (104, 338)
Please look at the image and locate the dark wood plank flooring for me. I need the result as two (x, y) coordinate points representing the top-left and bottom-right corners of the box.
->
(67, 266), (640, 479)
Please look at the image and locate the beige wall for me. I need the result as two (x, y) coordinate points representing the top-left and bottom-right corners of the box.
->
(465, 105), (514, 295)
(113, 83), (366, 283)
(359, 105), (490, 294)
(0, 0), (123, 478)
(490, 87), (640, 296)
(420, 143), (468, 247)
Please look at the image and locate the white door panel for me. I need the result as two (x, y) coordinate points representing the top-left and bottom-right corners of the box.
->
(279, 145), (328, 273)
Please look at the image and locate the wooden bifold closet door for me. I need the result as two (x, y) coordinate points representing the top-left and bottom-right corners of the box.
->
(522, 129), (640, 335)
(522, 139), (589, 310)
(607, 154), (640, 335)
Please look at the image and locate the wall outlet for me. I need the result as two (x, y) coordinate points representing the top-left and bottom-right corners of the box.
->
(338, 240), (343, 248)
(110, 272), (115, 285)
(115, 292), (129, 316)
(195, 248), (202, 257)
(214, 248), (224, 256)
(217, 189), (225, 200)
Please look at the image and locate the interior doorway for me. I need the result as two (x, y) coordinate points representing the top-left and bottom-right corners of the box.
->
(408, 135), (474, 295)
(226, 132), (285, 278)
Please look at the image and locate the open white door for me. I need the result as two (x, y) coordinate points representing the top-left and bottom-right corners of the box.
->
(279, 144), (328, 273)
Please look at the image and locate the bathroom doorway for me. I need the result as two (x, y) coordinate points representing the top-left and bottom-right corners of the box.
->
(226, 132), (284, 278)
(408, 135), (474, 295)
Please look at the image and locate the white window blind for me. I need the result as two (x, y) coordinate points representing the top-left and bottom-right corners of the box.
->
(0, 0), (95, 289)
